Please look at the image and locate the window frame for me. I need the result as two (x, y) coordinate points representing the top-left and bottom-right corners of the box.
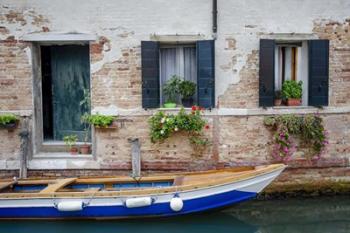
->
(158, 43), (197, 106)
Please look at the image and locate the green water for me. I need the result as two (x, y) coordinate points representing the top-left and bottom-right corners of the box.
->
(1, 196), (349, 233)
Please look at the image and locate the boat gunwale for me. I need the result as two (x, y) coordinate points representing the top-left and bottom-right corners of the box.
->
(0, 164), (286, 199)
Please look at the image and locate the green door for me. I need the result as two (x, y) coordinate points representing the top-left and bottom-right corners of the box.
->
(51, 45), (90, 141)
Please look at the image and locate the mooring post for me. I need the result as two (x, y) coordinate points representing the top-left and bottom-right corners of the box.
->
(19, 116), (29, 179)
(128, 138), (141, 179)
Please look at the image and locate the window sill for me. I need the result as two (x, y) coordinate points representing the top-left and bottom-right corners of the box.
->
(272, 106), (315, 110)
(33, 152), (93, 159)
(29, 153), (99, 170)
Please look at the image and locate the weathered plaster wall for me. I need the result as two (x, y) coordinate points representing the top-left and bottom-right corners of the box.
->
(216, 0), (350, 107)
(0, 0), (350, 189)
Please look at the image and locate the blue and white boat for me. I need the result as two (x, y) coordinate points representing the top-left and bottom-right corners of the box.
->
(0, 164), (285, 219)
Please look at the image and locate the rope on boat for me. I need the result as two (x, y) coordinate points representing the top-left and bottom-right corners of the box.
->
(83, 187), (102, 208)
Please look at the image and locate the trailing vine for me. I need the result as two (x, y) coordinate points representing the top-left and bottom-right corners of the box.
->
(264, 114), (328, 161)
(149, 106), (210, 152)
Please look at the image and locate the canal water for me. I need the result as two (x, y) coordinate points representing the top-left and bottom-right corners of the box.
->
(0, 196), (349, 233)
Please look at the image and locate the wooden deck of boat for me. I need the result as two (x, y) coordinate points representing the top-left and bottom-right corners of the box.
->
(0, 164), (286, 199)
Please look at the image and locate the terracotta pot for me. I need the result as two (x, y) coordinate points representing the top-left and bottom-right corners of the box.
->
(80, 144), (91, 154)
(287, 98), (301, 106)
(274, 99), (282, 106)
(70, 147), (79, 155)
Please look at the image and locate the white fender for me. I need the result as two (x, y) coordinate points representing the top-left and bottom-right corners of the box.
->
(56, 201), (83, 212)
(125, 197), (152, 208)
(170, 197), (183, 212)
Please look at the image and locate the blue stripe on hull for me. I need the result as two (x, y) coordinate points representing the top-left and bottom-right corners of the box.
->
(0, 190), (256, 219)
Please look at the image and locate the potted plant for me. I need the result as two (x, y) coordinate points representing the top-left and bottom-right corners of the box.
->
(80, 89), (91, 154)
(84, 114), (117, 128)
(282, 80), (303, 106)
(63, 134), (78, 155)
(274, 90), (282, 106)
(179, 80), (196, 107)
(163, 75), (181, 108)
(0, 114), (19, 130)
(80, 114), (91, 154)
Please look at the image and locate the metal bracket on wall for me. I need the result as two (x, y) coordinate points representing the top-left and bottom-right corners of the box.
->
(115, 119), (133, 129)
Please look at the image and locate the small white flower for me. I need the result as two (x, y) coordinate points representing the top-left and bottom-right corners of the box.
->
(160, 117), (166, 123)
(160, 130), (164, 135)
(174, 127), (178, 131)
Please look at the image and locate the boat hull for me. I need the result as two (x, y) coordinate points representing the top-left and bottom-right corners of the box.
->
(0, 165), (285, 219)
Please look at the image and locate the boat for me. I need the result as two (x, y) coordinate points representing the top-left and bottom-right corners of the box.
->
(0, 164), (285, 219)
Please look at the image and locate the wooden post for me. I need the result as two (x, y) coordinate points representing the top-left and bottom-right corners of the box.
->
(128, 138), (141, 179)
(19, 116), (30, 178)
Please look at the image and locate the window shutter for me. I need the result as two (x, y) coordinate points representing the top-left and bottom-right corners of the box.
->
(308, 40), (329, 106)
(141, 41), (160, 109)
(259, 39), (275, 107)
(197, 40), (215, 108)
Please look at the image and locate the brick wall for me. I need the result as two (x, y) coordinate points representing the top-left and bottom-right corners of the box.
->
(0, 38), (32, 111)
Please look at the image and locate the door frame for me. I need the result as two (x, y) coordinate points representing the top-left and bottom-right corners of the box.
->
(31, 41), (94, 156)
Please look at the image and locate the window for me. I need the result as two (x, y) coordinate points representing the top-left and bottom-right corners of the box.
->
(141, 40), (215, 109)
(159, 44), (197, 104)
(259, 39), (329, 107)
(274, 41), (309, 106)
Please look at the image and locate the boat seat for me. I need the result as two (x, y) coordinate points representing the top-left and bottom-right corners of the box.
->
(40, 178), (77, 194)
(83, 188), (101, 193)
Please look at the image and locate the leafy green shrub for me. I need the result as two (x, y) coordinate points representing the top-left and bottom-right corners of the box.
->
(0, 114), (19, 126)
(282, 80), (303, 99)
(82, 114), (116, 128)
(264, 114), (328, 161)
(63, 134), (78, 148)
(179, 80), (196, 98)
(149, 107), (210, 148)
(163, 75), (182, 103)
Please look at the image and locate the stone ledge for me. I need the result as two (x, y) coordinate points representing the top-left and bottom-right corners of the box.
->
(92, 106), (350, 117)
(0, 110), (32, 117)
(28, 158), (100, 170)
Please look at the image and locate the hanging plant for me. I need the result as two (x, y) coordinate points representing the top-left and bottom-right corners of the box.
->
(264, 114), (328, 161)
(149, 106), (210, 152)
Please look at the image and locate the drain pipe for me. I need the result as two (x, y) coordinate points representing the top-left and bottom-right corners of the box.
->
(212, 0), (218, 39)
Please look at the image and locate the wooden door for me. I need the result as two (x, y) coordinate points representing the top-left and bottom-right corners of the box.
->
(50, 45), (90, 141)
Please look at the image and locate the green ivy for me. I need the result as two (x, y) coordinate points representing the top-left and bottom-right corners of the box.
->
(149, 107), (209, 147)
(264, 114), (328, 160)
(82, 114), (116, 128)
(0, 114), (18, 126)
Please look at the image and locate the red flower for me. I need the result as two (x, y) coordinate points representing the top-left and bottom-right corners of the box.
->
(191, 106), (197, 111)
(205, 125), (210, 130)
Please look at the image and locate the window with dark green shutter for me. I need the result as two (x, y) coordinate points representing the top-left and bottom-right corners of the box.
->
(197, 40), (215, 108)
(308, 40), (329, 106)
(259, 39), (329, 107)
(141, 41), (160, 109)
(141, 40), (215, 109)
(259, 39), (275, 107)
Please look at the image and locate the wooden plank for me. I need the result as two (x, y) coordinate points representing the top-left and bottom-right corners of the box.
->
(0, 181), (17, 191)
(40, 178), (77, 194)
(83, 188), (100, 193)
